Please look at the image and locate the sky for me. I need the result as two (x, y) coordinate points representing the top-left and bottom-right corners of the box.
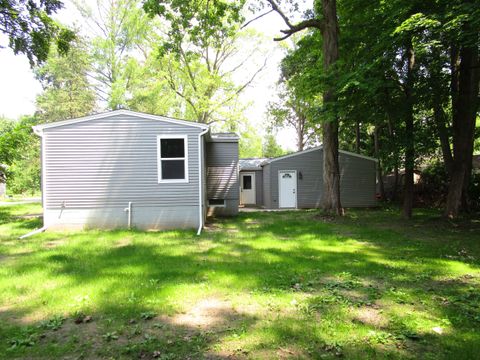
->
(0, 0), (302, 151)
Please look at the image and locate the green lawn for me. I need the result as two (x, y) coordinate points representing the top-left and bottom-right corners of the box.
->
(1, 203), (479, 359)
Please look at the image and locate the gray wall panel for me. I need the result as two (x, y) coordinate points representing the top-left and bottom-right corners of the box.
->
(42, 114), (203, 228)
(206, 142), (239, 200)
(266, 148), (376, 209)
(262, 165), (272, 209)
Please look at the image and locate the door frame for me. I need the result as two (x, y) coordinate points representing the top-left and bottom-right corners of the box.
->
(240, 171), (256, 205)
(278, 170), (297, 209)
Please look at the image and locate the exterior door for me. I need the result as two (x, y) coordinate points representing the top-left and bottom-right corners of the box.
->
(240, 172), (256, 205)
(279, 170), (297, 208)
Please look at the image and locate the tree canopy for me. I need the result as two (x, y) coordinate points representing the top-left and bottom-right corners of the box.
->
(0, 0), (75, 66)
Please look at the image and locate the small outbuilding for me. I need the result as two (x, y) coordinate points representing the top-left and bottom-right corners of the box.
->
(239, 146), (377, 209)
(33, 110), (239, 231)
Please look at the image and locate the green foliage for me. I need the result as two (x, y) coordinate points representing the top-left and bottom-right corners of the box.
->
(0, 116), (40, 195)
(268, 82), (321, 151)
(127, 54), (182, 117)
(0, 0), (75, 66)
(262, 134), (286, 158)
(142, 0), (245, 53)
(35, 37), (96, 122)
(76, 0), (152, 110)
(239, 122), (262, 158)
(142, 0), (266, 130)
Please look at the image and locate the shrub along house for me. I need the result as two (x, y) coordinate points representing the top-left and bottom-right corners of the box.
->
(239, 147), (377, 209)
(33, 110), (239, 233)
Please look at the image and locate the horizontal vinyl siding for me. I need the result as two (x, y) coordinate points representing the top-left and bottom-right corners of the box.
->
(269, 149), (323, 209)
(255, 170), (263, 206)
(263, 165), (271, 209)
(266, 148), (376, 209)
(206, 142), (239, 200)
(339, 153), (377, 207)
(43, 114), (202, 210)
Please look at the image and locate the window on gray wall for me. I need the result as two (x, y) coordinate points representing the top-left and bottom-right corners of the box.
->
(157, 135), (189, 183)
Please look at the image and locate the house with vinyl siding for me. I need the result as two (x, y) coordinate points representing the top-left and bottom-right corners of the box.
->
(239, 147), (377, 209)
(33, 109), (377, 232)
(33, 109), (238, 232)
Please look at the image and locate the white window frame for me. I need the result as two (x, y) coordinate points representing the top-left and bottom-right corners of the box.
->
(157, 135), (189, 183)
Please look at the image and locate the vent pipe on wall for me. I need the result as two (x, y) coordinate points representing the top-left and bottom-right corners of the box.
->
(124, 202), (132, 229)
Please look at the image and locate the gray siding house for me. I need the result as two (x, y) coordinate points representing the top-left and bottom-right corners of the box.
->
(33, 110), (238, 232)
(239, 147), (377, 209)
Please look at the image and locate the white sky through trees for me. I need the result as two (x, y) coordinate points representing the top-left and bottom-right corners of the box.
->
(0, 0), (310, 151)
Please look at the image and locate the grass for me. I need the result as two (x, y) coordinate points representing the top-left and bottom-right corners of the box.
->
(0, 203), (479, 359)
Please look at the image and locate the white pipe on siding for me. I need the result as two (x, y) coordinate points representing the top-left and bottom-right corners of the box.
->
(19, 226), (48, 239)
(197, 128), (209, 235)
(124, 201), (132, 229)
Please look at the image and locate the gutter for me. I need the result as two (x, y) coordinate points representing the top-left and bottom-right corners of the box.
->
(197, 128), (209, 235)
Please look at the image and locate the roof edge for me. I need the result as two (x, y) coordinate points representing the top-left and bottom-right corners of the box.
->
(208, 133), (239, 143)
(264, 145), (378, 164)
(33, 109), (209, 133)
(265, 146), (322, 164)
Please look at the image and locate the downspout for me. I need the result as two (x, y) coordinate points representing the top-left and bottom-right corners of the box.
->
(32, 125), (47, 224)
(197, 128), (209, 235)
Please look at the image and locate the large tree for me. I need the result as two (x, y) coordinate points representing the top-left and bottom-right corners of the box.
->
(35, 37), (96, 121)
(143, 1), (267, 127)
(0, 0), (75, 66)
(75, 0), (152, 109)
(442, 0), (480, 217)
(265, 0), (343, 214)
(268, 85), (320, 151)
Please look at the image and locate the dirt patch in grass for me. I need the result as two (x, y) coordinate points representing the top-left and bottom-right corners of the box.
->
(353, 307), (389, 328)
(312, 214), (336, 222)
(167, 298), (240, 331)
(204, 224), (239, 234)
(44, 239), (66, 248)
(114, 237), (132, 248)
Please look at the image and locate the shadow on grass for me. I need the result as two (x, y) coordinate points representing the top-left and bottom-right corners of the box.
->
(0, 207), (479, 358)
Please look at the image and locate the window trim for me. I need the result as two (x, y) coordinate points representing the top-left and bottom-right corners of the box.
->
(157, 135), (189, 183)
(208, 199), (226, 208)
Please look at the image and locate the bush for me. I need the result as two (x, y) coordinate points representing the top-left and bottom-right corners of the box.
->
(420, 161), (480, 211)
(0, 116), (41, 195)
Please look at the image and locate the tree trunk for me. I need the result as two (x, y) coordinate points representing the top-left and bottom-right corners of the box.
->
(355, 119), (360, 154)
(386, 109), (399, 201)
(374, 126), (385, 200)
(297, 115), (305, 151)
(433, 102), (453, 176)
(320, 0), (342, 215)
(403, 43), (415, 219)
(444, 40), (479, 218)
(393, 165), (399, 201)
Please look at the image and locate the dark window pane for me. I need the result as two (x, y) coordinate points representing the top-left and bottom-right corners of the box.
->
(162, 160), (185, 179)
(161, 138), (185, 158)
(209, 199), (225, 206)
(243, 175), (252, 190)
